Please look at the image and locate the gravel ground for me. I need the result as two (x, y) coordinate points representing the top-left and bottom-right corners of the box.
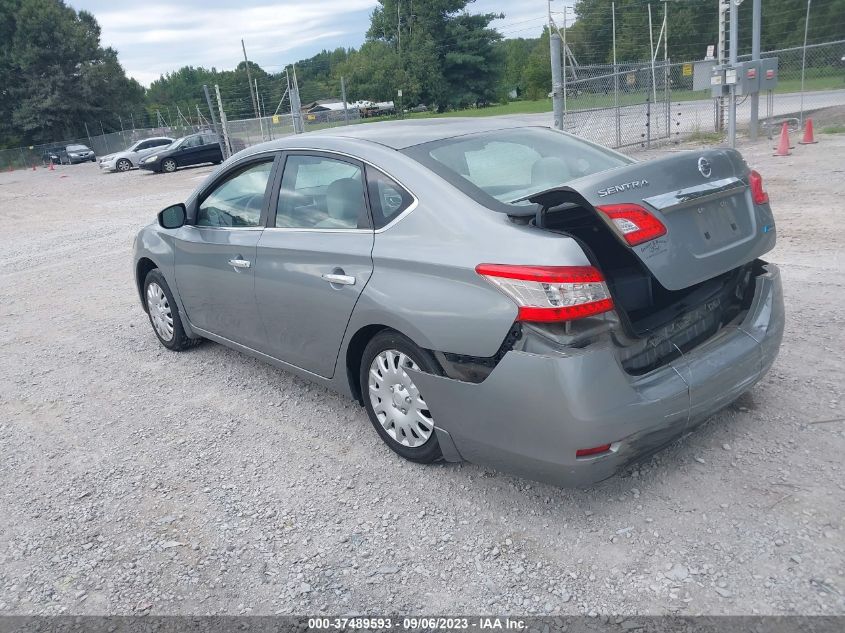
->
(0, 130), (843, 617)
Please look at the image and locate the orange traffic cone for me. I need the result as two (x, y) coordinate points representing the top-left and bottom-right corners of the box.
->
(49, 160), (55, 171)
(799, 118), (818, 144)
(773, 122), (792, 156)
(32, 164), (37, 171)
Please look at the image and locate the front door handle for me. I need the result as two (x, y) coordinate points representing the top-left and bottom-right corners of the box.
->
(321, 273), (355, 286)
(228, 258), (251, 269)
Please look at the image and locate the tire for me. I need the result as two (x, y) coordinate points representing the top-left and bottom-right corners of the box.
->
(143, 269), (198, 351)
(360, 330), (443, 463)
(90, 157), (96, 162)
(116, 158), (132, 172)
(162, 158), (177, 173)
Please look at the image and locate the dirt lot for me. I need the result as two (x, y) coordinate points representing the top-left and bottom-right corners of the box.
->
(0, 130), (843, 617)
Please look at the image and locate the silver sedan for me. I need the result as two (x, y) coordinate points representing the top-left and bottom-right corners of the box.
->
(133, 119), (784, 487)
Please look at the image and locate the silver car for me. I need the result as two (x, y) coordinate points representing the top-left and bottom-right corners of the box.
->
(99, 137), (174, 172)
(132, 119), (784, 487)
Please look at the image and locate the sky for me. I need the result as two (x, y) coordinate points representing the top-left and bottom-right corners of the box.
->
(66, 0), (561, 87)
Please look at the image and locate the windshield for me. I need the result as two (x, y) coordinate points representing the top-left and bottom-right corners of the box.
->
(167, 137), (187, 150)
(67, 144), (89, 151)
(406, 128), (629, 206)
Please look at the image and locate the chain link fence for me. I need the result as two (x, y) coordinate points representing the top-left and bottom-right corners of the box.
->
(562, 39), (844, 150)
(224, 108), (361, 152)
(0, 123), (206, 171)
(1, 41), (842, 170)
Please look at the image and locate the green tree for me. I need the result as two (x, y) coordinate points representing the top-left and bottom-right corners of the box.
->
(0, 0), (144, 146)
(366, 0), (503, 110)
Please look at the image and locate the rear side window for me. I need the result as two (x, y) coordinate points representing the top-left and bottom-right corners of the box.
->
(366, 167), (414, 229)
(276, 155), (366, 229)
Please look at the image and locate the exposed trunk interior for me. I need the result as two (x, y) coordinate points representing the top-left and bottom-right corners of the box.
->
(525, 196), (759, 375)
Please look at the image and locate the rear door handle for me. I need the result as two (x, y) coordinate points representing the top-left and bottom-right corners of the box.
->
(321, 273), (355, 286)
(228, 258), (251, 269)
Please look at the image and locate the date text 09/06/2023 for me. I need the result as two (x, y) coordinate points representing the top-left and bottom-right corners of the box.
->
(307, 617), (528, 630)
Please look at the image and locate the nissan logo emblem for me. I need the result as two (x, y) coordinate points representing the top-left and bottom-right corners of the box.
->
(698, 157), (712, 178)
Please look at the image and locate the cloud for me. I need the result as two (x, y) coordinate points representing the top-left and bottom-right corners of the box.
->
(68, 0), (548, 86)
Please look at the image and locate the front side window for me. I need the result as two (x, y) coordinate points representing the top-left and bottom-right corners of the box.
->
(196, 160), (274, 227)
(366, 167), (414, 229)
(276, 155), (366, 229)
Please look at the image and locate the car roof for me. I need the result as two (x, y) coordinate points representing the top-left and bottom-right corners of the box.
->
(247, 118), (544, 152)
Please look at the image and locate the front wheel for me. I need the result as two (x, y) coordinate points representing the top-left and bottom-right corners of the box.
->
(116, 158), (132, 172)
(360, 331), (442, 463)
(162, 158), (177, 173)
(143, 269), (198, 351)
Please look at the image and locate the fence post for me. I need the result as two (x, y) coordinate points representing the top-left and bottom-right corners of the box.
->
(550, 29), (564, 131)
(612, 2), (620, 147)
(341, 76), (350, 125)
(799, 0), (812, 125)
(213, 84), (232, 158)
(727, 0), (738, 148)
(750, 0), (762, 140)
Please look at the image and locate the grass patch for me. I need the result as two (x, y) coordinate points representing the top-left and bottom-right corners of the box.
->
(821, 124), (845, 134)
(685, 130), (725, 144)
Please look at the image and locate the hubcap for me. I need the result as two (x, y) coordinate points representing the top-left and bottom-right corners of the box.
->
(368, 350), (434, 447)
(163, 160), (176, 172)
(146, 282), (174, 341)
(118, 160), (131, 171)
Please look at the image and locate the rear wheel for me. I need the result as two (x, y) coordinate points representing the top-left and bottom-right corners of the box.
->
(162, 158), (177, 173)
(116, 158), (132, 172)
(143, 269), (197, 351)
(360, 331), (442, 463)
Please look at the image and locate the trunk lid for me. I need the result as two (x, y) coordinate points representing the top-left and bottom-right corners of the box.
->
(541, 149), (776, 291)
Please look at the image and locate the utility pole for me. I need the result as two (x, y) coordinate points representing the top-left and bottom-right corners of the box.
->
(750, 0), (762, 139)
(214, 84), (232, 158)
(728, 0), (739, 148)
(548, 1), (564, 130)
(242, 39), (259, 119)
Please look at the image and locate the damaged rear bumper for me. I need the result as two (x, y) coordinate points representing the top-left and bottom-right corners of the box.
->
(411, 263), (784, 487)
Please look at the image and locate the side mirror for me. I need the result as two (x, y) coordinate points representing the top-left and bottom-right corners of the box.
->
(158, 204), (186, 229)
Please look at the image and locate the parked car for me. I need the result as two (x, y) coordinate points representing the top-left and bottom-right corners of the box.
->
(42, 144), (96, 164)
(138, 133), (223, 173)
(40, 146), (65, 165)
(98, 137), (173, 172)
(133, 119), (783, 487)
(61, 144), (96, 164)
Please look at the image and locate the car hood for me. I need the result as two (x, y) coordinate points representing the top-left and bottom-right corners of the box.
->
(101, 151), (131, 161)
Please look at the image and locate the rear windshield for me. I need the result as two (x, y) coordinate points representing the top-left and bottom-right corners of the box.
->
(404, 128), (629, 207)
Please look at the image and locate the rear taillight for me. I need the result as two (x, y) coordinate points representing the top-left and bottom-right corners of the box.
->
(475, 264), (614, 323)
(749, 169), (769, 205)
(576, 444), (612, 458)
(596, 203), (667, 246)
